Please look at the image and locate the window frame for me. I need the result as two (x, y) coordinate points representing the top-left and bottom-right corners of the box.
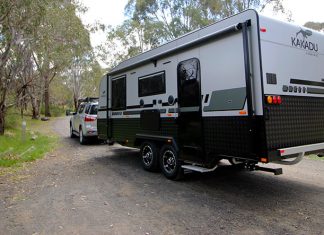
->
(177, 58), (201, 108)
(111, 75), (127, 111)
(138, 71), (166, 97)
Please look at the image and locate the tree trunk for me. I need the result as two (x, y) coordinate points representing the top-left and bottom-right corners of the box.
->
(44, 75), (51, 117)
(31, 97), (40, 119)
(73, 93), (78, 111)
(0, 104), (5, 135)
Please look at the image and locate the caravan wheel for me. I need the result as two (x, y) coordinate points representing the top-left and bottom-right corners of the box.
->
(159, 145), (183, 180)
(229, 157), (244, 165)
(140, 142), (159, 171)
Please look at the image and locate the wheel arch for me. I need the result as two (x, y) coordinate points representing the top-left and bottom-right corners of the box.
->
(134, 134), (179, 152)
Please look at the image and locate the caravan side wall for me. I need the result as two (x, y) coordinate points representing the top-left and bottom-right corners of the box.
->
(101, 10), (266, 163)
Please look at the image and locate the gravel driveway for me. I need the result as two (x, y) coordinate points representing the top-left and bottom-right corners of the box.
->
(0, 117), (323, 235)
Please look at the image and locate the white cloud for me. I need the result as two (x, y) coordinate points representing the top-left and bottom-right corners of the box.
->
(79, 0), (128, 48)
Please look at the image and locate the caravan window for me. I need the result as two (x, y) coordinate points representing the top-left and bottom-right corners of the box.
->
(138, 71), (166, 97)
(112, 76), (126, 110)
(177, 58), (200, 107)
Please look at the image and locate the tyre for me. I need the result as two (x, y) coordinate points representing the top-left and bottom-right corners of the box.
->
(159, 145), (183, 180)
(79, 127), (87, 145)
(70, 123), (76, 138)
(140, 142), (159, 171)
(229, 157), (243, 165)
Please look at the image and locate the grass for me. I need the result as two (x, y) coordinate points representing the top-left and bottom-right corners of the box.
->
(40, 105), (66, 117)
(306, 154), (324, 161)
(0, 111), (58, 168)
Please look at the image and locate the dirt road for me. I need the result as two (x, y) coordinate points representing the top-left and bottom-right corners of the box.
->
(0, 117), (323, 235)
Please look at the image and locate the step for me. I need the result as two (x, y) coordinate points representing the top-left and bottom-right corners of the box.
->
(181, 164), (218, 173)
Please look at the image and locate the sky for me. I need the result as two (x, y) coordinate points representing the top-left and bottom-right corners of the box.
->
(80, 0), (324, 49)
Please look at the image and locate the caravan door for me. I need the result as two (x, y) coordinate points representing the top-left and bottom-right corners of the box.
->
(177, 58), (204, 161)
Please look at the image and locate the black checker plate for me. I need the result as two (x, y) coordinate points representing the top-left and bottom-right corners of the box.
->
(265, 96), (324, 150)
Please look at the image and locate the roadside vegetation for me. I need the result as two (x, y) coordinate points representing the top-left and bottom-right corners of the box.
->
(307, 154), (324, 161)
(0, 110), (58, 168)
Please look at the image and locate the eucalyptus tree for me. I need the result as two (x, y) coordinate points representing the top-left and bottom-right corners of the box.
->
(101, 0), (286, 66)
(32, 0), (91, 117)
(0, 0), (46, 134)
(304, 22), (324, 32)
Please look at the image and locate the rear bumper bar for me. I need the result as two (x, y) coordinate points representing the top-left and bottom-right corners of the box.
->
(279, 142), (324, 156)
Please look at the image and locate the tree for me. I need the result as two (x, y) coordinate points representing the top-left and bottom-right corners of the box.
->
(64, 55), (104, 110)
(0, 0), (46, 134)
(101, 0), (287, 66)
(304, 22), (324, 32)
(0, 0), (95, 134)
(32, 1), (91, 117)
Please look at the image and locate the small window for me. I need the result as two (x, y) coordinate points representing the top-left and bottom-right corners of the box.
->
(89, 105), (98, 115)
(138, 71), (166, 97)
(112, 76), (126, 110)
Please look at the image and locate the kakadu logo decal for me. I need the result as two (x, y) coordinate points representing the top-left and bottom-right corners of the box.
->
(291, 28), (318, 52)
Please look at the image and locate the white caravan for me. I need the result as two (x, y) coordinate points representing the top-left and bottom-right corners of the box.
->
(98, 10), (324, 179)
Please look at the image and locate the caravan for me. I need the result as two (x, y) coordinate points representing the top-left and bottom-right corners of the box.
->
(98, 10), (324, 179)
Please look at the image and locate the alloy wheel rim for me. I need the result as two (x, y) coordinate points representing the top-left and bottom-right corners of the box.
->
(162, 150), (176, 174)
(142, 145), (153, 166)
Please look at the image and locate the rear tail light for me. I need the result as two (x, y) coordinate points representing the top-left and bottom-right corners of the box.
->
(85, 115), (96, 122)
(272, 96), (277, 104)
(266, 95), (282, 105)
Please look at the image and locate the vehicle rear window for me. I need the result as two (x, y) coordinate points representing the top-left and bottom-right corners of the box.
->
(85, 105), (91, 114)
(78, 104), (85, 113)
(89, 105), (98, 115)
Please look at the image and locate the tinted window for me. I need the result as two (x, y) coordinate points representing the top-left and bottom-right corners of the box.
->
(89, 105), (98, 115)
(78, 104), (85, 113)
(138, 72), (166, 97)
(177, 58), (200, 107)
(85, 105), (91, 114)
(112, 76), (126, 110)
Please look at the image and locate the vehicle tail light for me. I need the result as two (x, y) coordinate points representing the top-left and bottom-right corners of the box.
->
(266, 95), (282, 105)
(272, 96), (277, 104)
(260, 27), (267, 32)
(85, 115), (96, 122)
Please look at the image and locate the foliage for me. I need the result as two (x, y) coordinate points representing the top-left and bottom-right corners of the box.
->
(304, 22), (324, 32)
(100, 0), (286, 66)
(0, 111), (57, 167)
(0, 0), (99, 134)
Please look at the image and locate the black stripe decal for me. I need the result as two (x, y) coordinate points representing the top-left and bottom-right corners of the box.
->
(162, 102), (171, 107)
(123, 110), (141, 115)
(307, 87), (324, 94)
(291, 79), (324, 87)
(123, 109), (167, 116)
(126, 104), (154, 109)
(127, 105), (141, 109)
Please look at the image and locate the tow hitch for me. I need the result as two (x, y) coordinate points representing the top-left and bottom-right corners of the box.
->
(246, 164), (283, 175)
